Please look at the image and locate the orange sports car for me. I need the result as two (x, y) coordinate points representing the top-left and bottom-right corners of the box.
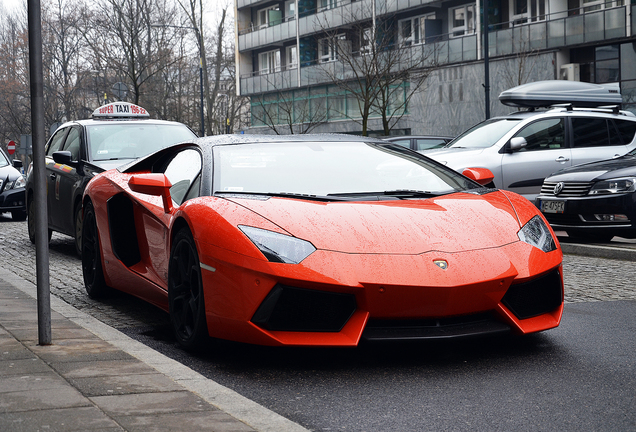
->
(82, 135), (563, 350)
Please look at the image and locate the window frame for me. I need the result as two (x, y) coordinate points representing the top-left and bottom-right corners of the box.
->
(398, 13), (435, 46)
(259, 49), (281, 74)
(449, 4), (476, 38)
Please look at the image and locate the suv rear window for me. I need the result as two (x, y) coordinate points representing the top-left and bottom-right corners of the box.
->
(614, 119), (636, 145)
(571, 118), (615, 148)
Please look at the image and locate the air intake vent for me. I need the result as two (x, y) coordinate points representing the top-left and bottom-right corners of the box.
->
(502, 269), (563, 320)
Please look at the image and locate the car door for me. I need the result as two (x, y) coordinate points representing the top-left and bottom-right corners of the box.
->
(44, 127), (70, 229)
(48, 126), (82, 234)
(569, 117), (629, 166)
(500, 117), (572, 199)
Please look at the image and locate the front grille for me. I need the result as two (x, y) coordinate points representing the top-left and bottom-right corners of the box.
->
(252, 285), (357, 332)
(362, 313), (510, 341)
(501, 269), (563, 320)
(541, 181), (593, 197)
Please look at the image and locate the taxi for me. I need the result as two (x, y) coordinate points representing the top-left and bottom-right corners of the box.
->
(26, 102), (197, 255)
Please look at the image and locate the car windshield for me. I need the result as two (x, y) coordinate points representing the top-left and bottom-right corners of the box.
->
(447, 118), (522, 149)
(213, 141), (478, 198)
(87, 123), (195, 161)
(0, 150), (8, 167)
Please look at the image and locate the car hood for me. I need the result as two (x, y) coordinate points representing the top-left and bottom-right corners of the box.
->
(0, 164), (22, 182)
(227, 191), (523, 255)
(547, 155), (636, 182)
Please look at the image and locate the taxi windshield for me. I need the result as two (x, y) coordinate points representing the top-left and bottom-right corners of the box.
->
(447, 118), (522, 149)
(87, 123), (195, 161)
(213, 141), (477, 197)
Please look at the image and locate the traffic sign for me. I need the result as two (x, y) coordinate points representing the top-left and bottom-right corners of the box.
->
(7, 140), (15, 155)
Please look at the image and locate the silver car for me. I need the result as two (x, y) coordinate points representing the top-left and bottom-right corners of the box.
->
(425, 108), (636, 201)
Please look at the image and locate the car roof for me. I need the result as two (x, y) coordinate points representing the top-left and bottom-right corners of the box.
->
(193, 133), (388, 147)
(383, 135), (453, 140)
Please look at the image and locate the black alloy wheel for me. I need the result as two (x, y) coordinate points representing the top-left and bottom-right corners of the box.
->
(168, 227), (208, 350)
(27, 197), (51, 244)
(82, 201), (109, 298)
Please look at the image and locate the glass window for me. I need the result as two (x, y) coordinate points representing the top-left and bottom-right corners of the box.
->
(515, 118), (565, 151)
(286, 45), (297, 69)
(450, 4), (475, 37)
(63, 128), (81, 162)
(213, 142), (476, 197)
(571, 118), (612, 148)
(613, 120), (636, 145)
(257, 6), (279, 28)
(46, 128), (68, 156)
(259, 49), (281, 74)
(398, 14), (434, 45)
(86, 123), (195, 162)
(449, 118), (522, 149)
(391, 139), (412, 148)
(285, 0), (295, 21)
(415, 138), (448, 150)
(318, 35), (345, 63)
(163, 149), (202, 205)
(328, 94), (346, 119)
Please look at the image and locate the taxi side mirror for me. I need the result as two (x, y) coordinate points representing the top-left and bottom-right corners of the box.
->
(52, 151), (77, 167)
(128, 174), (173, 213)
(462, 167), (495, 186)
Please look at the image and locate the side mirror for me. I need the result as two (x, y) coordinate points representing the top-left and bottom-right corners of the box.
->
(509, 137), (527, 151)
(462, 167), (495, 186)
(128, 174), (173, 213)
(52, 151), (77, 167)
(12, 159), (23, 169)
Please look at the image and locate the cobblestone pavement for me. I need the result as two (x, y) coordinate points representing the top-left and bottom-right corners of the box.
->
(0, 214), (634, 329)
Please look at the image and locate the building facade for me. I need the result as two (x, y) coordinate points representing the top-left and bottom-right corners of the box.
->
(235, 0), (636, 136)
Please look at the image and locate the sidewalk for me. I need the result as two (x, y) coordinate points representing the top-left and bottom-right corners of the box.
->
(0, 268), (308, 432)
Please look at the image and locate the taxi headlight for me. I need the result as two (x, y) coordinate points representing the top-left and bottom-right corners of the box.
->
(238, 225), (316, 264)
(588, 178), (636, 195)
(13, 176), (26, 189)
(518, 215), (556, 253)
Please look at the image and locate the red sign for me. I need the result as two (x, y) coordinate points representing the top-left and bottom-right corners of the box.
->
(7, 140), (15, 155)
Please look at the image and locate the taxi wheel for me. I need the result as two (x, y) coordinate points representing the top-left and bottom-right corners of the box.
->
(82, 201), (109, 298)
(168, 227), (208, 351)
(27, 198), (51, 244)
(74, 205), (83, 257)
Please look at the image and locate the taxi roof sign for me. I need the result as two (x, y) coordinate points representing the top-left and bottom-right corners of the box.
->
(92, 102), (150, 119)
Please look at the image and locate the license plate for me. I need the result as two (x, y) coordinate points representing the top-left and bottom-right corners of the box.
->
(541, 200), (565, 214)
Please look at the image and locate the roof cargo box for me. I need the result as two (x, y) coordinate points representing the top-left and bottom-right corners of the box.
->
(499, 80), (622, 108)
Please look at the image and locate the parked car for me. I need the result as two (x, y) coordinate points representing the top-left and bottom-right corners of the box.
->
(383, 135), (453, 151)
(25, 102), (197, 255)
(0, 148), (26, 220)
(536, 147), (636, 242)
(82, 134), (563, 350)
(424, 81), (636, 201)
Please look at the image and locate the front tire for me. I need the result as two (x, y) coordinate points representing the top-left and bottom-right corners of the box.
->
(168, 227), (208, 350)
(82, 201), (109, 298)
(74, 204), (83, 256)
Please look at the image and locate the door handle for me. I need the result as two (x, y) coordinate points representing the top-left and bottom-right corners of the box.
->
(555, 156), (570, 162)
(50, 174), (57, 180)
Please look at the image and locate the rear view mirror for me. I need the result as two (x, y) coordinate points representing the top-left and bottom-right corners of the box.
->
(509, 137), (527, 151)
(128, 174), (173, 213)
(462, 167), (495, 186)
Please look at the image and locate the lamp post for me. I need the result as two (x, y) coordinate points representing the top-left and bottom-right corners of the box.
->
(151, 24), (205, 137)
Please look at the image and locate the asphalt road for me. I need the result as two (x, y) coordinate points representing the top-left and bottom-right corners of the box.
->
(1, 214), (635, 431)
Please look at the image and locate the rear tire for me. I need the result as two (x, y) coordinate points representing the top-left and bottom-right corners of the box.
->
(82, 201), (109, 299)
(168, 227), (208, 351)
(74, 204), (83, 257)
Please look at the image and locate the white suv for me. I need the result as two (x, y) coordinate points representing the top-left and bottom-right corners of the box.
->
(425, 81), (636, 201)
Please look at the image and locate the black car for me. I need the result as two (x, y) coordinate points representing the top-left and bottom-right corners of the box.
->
(382, 135), (454, 152)
(0, 148), (26, 220)
(25, 102), (197, 255)
(536, 146), (636, 242)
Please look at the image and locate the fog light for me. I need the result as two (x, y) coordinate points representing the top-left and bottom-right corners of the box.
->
(594, 214), (629, 222)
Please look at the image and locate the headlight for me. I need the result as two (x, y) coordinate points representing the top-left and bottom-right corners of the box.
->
(588, 178), (636, 195)
(238, 225), (316, 264)
(13, 176), (26, 189)
(518, 215), (556, 253)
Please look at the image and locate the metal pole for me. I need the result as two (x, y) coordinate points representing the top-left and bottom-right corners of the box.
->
(483, 0), (491, 120)
(27, 0), (51, 345)
(199, 53), (205, 137)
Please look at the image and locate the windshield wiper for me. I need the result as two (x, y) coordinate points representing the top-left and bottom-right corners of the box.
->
(214, 191), (347, 201)
(328, 190), (440, 199)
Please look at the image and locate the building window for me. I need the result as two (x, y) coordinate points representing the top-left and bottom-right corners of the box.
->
(257, 6), (280, 29)
(360, 28), (372, 54)
(319, 0), (338, 12)
(510, 0), (547, 24)
(286, 45), (297, 69)
(285, 0), (295, 21)
(259, 49), (281, 74)
(319, 34), (346, 63)
(449, 4), (475, 37)
(399, 13), (435, 45)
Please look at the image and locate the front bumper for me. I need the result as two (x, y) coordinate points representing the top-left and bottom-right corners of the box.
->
(537, 193), (636, 236)
(0, 188), (26, 212)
